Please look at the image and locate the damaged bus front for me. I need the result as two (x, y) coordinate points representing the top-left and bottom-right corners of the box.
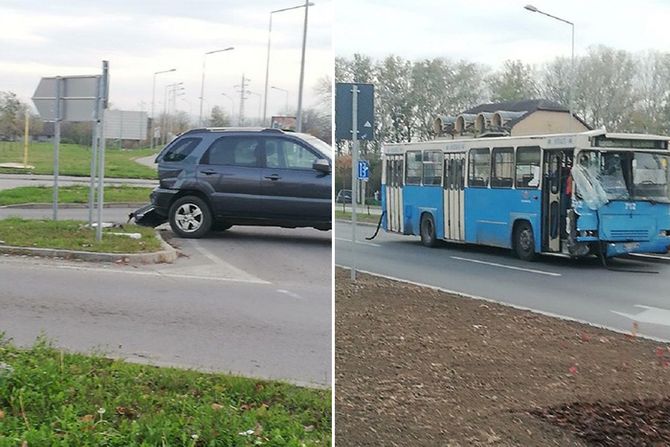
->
(571, 135), (670, 258)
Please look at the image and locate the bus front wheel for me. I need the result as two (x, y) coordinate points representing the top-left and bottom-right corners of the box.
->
(420, 214), (438, 248)
(514, 221), (536, 261)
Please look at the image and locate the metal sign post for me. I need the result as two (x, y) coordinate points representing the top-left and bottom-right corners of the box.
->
(96, 61), (109, 242)
(52, 77), (62, 220)
(350, 85), (359, 281)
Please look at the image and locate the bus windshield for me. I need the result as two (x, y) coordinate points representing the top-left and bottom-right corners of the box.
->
(576, 150), (670, 204)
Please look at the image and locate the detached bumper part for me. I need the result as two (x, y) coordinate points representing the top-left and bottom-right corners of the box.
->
(129, 204), (167, 227)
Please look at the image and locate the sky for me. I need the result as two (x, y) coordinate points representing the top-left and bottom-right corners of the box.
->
(335, 0), (670, 66)
(0, 0), (332, 122)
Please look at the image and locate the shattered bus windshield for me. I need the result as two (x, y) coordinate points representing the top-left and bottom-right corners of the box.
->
(575, 150), (670, 205)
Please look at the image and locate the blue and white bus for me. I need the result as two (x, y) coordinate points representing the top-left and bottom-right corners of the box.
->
(381, 129), (670, 260)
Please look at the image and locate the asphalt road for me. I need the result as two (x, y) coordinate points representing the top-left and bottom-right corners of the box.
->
(335, 220), (670, 342)
(0, 208), (331, 386)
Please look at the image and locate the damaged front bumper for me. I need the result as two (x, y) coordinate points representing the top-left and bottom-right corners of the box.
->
(129, 203), (168, 227)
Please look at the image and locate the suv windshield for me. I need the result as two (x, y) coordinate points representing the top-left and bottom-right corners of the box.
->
(577, 150), (670, 204)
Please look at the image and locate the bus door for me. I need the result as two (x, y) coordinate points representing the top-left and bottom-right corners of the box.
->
(385, 155), (404, 232)
(542, 150), (565, 252)
(443, 152), (466, 241)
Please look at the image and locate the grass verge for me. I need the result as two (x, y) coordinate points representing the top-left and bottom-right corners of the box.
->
(0, 335), (330, 446)
(0, 141), (157, 179)
(334, 210), (381, 224)
(0, 218), (162, 253)
(0, 186), (151, 206)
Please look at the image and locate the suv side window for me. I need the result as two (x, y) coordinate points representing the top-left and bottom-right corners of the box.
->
(265, 138), (319, 170)
(161, 137), (202, 162)
(204, 136), (260, 167)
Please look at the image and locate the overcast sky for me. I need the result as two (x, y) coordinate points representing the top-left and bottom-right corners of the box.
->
(0, 0), (332, 121)
(335, 0), (670, 66)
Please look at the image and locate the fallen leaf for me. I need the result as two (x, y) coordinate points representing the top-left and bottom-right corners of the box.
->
(0, 409), (4, 420)
(80, 414), (94, 423)
(211, 403), (223, 411)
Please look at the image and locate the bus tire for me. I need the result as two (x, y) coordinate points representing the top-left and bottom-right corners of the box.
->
(513, 221), (536, 261)
(420, 214), (438, 248)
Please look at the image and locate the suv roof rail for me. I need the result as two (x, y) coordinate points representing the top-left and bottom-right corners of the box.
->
(184, 127), (288, 133)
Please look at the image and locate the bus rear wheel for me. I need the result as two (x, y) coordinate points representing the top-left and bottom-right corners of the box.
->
(514, 221), (536, 261)
(420, 214), (438, 248)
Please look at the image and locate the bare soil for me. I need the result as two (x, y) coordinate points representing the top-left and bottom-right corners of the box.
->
(335, 268), (670, 446)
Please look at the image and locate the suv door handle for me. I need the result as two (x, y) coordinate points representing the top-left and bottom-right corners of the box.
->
(200, 169), (217, 175)
(265, 174), (281, 181)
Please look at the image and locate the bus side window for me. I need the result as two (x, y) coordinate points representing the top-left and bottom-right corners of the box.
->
(468, 148), (490, 188)
(423, 150), (443, 185)
(405, 151), (422, 185)
(516, 146), (541, 188)
(491, 147), (514, 188)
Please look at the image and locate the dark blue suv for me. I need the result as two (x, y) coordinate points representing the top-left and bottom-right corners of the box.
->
(132, 128), (332, 238)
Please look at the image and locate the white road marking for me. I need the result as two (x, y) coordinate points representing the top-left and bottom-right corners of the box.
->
(450, 255), (561, 277)
(336, 264), (670, 343)
(46, 264), (271, 284)
(188, 240), (268, 284)
(334, 237), (380, 247)
(276, 289), (304, 300)
(611, 305), (670, 327)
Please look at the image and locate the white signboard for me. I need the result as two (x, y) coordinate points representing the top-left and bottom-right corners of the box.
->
(103, 110), (148, 140)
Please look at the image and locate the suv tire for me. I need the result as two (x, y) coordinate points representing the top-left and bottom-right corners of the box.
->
(169, 196), (212, 238)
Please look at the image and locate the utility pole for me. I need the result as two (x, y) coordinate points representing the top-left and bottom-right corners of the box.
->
(235, 74), (250, 126)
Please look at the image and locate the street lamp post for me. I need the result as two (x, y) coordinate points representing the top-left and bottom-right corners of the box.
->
(524, 4), (575, 131)
(151, 68), (175, 149)
(296, 0), (311, 133)
(262, 2), (314, 126)
(271, 86), (289, 114)
(199, 47), (234, 126)
(247, 91), (262, 124)
(221, 93), (235, 123)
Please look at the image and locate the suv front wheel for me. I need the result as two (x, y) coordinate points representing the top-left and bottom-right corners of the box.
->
(169, 196), (212, 238)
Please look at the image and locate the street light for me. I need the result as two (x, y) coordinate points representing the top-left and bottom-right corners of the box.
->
(151, 68), (176, 149)
(221, 93), (235, 122)
(524, 4), (575, 131)
(296, 0), (312, 133)
(271, 85), (289, 114)
(262, 2), (315, 126)
(247, 91), (262, 124)
(199, 46), (234, 126)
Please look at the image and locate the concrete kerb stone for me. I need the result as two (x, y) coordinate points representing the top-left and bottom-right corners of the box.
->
(0, 230), (178, 265)
(0, 202), (147, 210)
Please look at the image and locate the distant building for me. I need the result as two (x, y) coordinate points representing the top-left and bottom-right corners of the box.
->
(433, 99), (591, 138)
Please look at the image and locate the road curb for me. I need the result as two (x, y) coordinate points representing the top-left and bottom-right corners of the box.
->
(0, 202), (146, 210)
(335, 219), (379, 228)
(0, 231), (178, 264)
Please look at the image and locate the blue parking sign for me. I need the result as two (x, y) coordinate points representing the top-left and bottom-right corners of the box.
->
(358, 160), (370, 180)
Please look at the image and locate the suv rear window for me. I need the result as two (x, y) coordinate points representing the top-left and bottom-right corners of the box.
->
(161, 137), (201, 162)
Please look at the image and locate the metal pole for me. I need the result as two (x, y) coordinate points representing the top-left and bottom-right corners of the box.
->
(296, 0), (309, 132)
(570, 23), (575, 132)
(151, 73), (156, 150)
(88, 74), (101, 226)
(23, 109), (29, 168)
(351, 85), (358, 281)
(262, 14), (273, 126)
(199, 55), (206, 126)
(52, 76), (62, 221)
(96, 61), (109, 242)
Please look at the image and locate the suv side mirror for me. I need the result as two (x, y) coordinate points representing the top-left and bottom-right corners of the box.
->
(313, 158), (331, 173)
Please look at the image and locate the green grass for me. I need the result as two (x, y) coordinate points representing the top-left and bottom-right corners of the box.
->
(0, 335), (330, 446)
(334, 210), (382, 224)
(0, 141), (157, 179)
(0, 186), (152, 206)
(0, 218), (162, 253)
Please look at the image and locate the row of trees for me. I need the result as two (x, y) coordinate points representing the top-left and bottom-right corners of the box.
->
(336, 46), (670, 154)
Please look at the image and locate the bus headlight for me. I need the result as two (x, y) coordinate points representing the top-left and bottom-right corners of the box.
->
(660, 230), (670, 237)
(579, 230), (598, 237)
